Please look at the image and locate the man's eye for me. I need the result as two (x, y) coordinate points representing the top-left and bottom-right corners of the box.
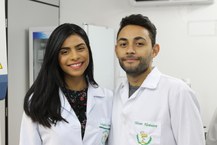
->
(136, 42), (144, 47)
(119, 43), (127, 48)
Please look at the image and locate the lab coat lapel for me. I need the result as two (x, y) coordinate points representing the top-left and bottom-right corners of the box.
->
(117, 79), (129, 104)
(59, 89), (71, 112)
(59, 89), (79, 120)
(59, 89), (81, 125)
(86, 84), (105, 116)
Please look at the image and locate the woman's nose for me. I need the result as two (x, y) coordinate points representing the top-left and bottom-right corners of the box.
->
(69, 50), (79, 60)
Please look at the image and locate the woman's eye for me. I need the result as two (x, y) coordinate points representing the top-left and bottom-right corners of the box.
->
(60, 49), (68, 55)
(77, 46), (85, 51)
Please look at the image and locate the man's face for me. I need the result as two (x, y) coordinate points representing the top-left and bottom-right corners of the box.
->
(115, 25), (158, 77)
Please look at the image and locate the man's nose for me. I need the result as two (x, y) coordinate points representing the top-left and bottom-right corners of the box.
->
(126, 44), (136, 54)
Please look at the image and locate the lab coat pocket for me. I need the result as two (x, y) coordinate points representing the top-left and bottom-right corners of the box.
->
(131, 120), (161, 145)
(84, 119), (111, 145)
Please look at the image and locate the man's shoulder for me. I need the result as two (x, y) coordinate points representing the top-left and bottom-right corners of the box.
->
(159, 73), (191, 89)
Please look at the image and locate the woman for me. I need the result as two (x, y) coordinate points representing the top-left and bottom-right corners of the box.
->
(19, 23), (113, 145)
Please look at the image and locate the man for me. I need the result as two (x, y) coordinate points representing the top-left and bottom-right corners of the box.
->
(206, 108), (217, 145)
(108, 14), (205, 145)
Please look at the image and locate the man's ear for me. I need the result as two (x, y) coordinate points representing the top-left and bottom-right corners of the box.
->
(115, 45), (118, 56)
(152, 44), (160, 58)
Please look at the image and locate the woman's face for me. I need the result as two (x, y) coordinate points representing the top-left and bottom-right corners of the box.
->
(58, 34), (89, 81)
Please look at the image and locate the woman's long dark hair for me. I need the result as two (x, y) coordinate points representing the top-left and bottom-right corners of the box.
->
(24, 23), (98, 127)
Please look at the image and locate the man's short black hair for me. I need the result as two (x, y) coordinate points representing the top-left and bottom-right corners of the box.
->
(117, 14), (157, 46)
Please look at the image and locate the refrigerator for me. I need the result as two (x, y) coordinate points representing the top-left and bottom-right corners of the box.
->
(29, 27), (55, 86)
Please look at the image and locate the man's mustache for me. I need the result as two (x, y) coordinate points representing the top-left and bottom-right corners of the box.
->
(121, 55), (140, 61)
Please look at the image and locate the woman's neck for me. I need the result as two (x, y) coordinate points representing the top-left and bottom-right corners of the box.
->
(65, 76), (87, 91)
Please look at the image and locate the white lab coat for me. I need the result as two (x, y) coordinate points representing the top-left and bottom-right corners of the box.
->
(108, 67), (205, 145)
(206, 108), (217, 145)
(19, 84), (113, 145)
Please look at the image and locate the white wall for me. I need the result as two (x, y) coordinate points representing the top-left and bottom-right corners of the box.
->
(7, 0), (59, 144)
(60, 0), (217, 129)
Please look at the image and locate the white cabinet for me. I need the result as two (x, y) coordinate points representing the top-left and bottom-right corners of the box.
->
(84, 24), (115, 90)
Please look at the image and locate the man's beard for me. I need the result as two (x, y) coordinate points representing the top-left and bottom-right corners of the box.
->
(119, 55), (152, 77)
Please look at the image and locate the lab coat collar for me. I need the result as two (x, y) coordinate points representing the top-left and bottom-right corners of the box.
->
(59, 83), (106, 115)
(140, 67), (161, 89)
(119, 67), (161, 90)
(118, 67), (161, 103)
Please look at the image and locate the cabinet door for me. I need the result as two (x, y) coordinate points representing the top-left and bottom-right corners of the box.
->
(84, 24), (115, 90)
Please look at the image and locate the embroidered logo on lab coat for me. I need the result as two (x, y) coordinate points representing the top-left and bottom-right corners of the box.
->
(99, 123), (110, 145)
(134, 121), (161, 144)
(137, 131), (152, 145)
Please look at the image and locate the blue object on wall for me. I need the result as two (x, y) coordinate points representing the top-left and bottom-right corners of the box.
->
(33, 32), (50, 39)
(0, 74), (8, 100)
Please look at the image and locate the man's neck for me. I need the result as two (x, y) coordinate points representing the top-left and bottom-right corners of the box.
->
(127, 67), (153, 87)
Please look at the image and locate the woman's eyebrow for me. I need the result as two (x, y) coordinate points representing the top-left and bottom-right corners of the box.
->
(60, 47), (69, 50)
(75, 43), (86, 48)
